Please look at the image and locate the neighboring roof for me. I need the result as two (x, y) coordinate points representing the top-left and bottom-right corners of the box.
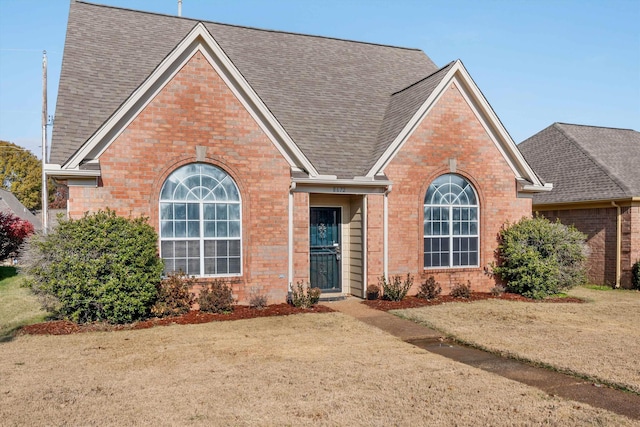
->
(519, 123), (640, 204)
(0, 189), (40, 229)
(51, 1), (439, 178)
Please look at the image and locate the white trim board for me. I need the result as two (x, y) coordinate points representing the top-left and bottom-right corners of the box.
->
(62, 23), (318, 177)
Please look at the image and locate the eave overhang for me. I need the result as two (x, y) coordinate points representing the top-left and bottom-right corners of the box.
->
(532, 197), (640, 211)
(291, 175), (391, 195)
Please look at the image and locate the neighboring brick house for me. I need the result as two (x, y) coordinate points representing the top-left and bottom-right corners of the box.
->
(46, 1), (548, 303)
(519, 123), (640, 288)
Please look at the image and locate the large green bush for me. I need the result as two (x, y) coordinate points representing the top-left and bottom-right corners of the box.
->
(22, 209), (164, 324)
(493, 216), (588, 299)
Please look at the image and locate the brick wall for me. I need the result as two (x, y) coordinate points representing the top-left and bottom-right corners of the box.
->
(631, 206), (640, 287)
(68, 51), (292, 303)
(538, 207), (617, 286)
(379, 82), (531, 293)
(621, 206), (639, 288)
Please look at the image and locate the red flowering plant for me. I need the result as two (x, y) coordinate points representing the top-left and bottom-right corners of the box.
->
(0, 212), (35, 261)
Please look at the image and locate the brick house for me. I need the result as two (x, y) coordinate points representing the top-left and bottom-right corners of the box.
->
(519, 123), (640, 288)
(47, 1), (548, 303)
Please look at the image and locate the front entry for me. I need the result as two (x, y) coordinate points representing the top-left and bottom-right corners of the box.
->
(309, 207), (342, 293)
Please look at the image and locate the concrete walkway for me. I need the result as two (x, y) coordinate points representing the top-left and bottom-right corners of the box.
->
(322, 297), (640, 421)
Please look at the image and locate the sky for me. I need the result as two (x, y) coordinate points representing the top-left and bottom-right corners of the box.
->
(0, 0), (638, 159)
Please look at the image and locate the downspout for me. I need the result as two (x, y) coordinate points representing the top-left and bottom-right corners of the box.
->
(362, 196), (368, 298)
(611, 201), (622, 288)
(383, 185), (392, 280)
(288, 182), (296, 291)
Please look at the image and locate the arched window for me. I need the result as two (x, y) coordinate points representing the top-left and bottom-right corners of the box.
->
(159, 163), (241, 276)
(424, 174), (479, 268)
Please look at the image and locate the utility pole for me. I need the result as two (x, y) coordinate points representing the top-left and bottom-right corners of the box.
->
(41, 50), (48, 234)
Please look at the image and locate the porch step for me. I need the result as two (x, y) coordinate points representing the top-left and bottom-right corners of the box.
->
(318, 294), (348, 302)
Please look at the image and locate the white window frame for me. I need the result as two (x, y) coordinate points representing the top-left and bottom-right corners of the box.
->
(423, 174), (480, 269)
(159, 163), (242, 277)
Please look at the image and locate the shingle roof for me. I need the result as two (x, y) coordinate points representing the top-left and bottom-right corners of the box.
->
(371, 62), (454, 170)
(0, 189), (40, 228)
(51, 1), (441, 178)
(518, 123), (640, 204)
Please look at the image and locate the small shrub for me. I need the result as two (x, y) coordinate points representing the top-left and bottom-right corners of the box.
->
(290, 281), (321, 308)
(0, 211), (34, 261)
(633, 260), (640, 290)
(450, 281), (472, 298)
(249, 287), (268, 309)
(151, 271), (195, 317)
(416, 276), (441, 300)
(198, 280), (235, 314)
(380, 273), (413, 302)
(493, 216), (588, 299)
(490, 284), (506, 296)
(366, 284), (380, 300)
(21, 209), (163, 324)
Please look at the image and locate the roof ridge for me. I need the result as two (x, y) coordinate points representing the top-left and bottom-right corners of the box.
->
(553, 123), (633, 196)
(76, 1), (424, 52)
(389, 61), (455, 96)
(555, 121), (638, 133)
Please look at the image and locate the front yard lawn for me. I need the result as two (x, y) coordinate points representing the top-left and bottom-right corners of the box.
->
(0, 266), (48, 342)
(0, 312), (632, 425)
(394, 286), (640, 394)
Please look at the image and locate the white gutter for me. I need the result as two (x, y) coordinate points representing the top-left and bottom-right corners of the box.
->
(517, 178), (553, 193)
(611, 201), (622, 288)
(44, 164), (101, 178)
(288, 182), (296, 291)
(292, 177), (392, 187)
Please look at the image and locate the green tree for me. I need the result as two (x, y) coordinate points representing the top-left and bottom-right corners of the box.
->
(0, 141), (43, 210)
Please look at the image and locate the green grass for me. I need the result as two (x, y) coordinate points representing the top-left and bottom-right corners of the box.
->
(583, 284), (615, 291)
(0, 266), (49, 342)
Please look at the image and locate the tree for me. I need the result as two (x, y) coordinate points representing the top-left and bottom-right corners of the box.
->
(0, 140), (55, 211)
(0, 212), (35, 261)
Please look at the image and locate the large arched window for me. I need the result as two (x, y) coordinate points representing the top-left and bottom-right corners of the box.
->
(424, 174), (479, 268)
(159, 163), (241, 276)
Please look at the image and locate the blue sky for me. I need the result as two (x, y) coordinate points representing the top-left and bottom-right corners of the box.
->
(1, 0), (638, 159)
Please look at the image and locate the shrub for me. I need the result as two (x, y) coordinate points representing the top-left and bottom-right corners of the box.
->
(633, 260), (640, 290)
(493, 216), (588, 299)
(380, 273), (413, 302)
(366, 284), (380, 300)
(0, 212), (34, 261)
(450, 281), (471, 298)
(290, 281), (321, 308)
(198, 280), (235, 313)
(21, 209), (163, 324)
(416, 276), (441, 300)
(151, 271), (195, 317)
(490, 284), (506, 296)
(249, 287), (268, 309)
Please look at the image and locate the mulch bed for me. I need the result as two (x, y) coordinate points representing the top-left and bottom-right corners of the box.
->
(19, 293), (585, 336)
(19, 304), (334, 336)
(362, 292), (585, 311)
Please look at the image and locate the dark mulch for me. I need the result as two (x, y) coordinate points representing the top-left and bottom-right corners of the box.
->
(362, 293), (585, 311)
(19, 304), (334, 336)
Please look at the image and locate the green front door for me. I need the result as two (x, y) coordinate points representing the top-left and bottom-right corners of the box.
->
(309, 207), (341, 292)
